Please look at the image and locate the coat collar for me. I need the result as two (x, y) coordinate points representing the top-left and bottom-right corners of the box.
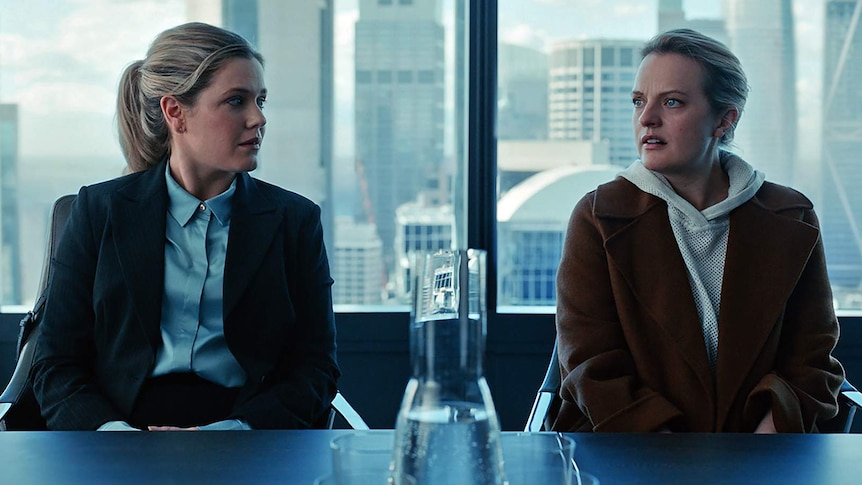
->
(109, 162), (282, 348)
(595, 179), (819, 424)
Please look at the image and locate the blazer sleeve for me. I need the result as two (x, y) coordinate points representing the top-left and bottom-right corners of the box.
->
(744, 208), (845, 432)
(230, 202), (339, 429)
(31, 187), (128, 430)
(552, 193), (683, 432)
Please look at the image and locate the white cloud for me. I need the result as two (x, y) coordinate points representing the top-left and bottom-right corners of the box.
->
(17, 82), (116, 116)
(500, 23), (552, 51)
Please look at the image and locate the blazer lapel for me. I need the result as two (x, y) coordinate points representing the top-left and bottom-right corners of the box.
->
(715, 199), (818, 424)
(110, 165), (168, 350)
(599, 186), (715, 396)
(223, 174), (282, 321)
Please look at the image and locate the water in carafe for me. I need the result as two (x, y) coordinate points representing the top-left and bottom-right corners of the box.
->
(392, 249), (505, 485)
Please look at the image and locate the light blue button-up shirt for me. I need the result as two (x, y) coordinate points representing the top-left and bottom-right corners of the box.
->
(152, 165), (246, 387)
(99, 165), (250, 431)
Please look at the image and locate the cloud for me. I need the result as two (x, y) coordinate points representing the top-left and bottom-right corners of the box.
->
(0, 0), (184, 155)
(501, 23), (552, 51)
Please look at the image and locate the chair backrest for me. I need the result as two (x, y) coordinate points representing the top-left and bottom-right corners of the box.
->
(524, 339), (861, 433)
(0, 194), (75, 430)
(524, 339), (561, 432)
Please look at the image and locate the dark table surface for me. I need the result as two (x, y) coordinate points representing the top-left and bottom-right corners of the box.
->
(0, 430), (861, 484)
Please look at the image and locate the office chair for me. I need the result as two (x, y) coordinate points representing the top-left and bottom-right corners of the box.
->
(524, 339), (862, 433)
(0, 194), (369, 431)
(0, 194), (74, 430)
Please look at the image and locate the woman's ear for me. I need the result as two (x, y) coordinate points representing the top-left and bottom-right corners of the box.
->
(714, 107), (739, 138)
(160, 95), (186, 134)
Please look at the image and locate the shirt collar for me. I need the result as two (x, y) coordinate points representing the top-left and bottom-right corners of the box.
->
(165, 161), (236, 227)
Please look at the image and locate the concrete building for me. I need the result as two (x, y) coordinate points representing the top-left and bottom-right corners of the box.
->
(332, 216), (384, 305)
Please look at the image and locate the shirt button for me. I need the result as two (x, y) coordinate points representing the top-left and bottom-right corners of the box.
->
(198, 203), (206, 212)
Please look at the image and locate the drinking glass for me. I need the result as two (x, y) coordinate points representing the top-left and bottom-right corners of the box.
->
(499, 432), (575, 485)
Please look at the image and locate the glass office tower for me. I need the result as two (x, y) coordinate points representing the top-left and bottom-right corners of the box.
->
(821, 0), (862, 291)
(726, 0), (798, 187)
(354, 0), (446, 280)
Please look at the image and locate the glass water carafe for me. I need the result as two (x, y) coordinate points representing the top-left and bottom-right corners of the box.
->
(392, 249), (505, 485)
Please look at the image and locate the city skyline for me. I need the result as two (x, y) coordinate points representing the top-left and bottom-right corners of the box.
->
(1, 1), (825, 162)
(0, 0), (855, 308)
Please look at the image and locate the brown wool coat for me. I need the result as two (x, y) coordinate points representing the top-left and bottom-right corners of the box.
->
(552, 177), (845, 433)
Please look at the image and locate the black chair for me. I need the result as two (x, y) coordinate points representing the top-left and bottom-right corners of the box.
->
(525, 339), (862, 433)
(0, 194), (369, 431)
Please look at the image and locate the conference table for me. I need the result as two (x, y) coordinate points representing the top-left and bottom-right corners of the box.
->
(0, 430), (860, 484)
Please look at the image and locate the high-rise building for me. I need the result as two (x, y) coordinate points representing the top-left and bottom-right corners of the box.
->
(549, 39), (642, 166)
(726, 0), (797, 186)
(185, 0), (335, 253)
(821, 0), (862, 290)
(332, 216), (384, 305)
(355, 0), (445, 274)
(658, 0), (727, 44)
(0, 103), (22, 305)
(498, 43), (549, 140)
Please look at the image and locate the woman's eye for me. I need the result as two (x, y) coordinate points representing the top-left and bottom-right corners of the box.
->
(257, 97), (267, 109)
(228, 97), (242, 106)
(632, 98), (644, 108)
(666, 99), (680, 107)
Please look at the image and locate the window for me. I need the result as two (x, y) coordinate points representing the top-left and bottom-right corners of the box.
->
(0, 0), (464, 314)
(498, 0), (859, 312)
(2, 0), (861, 317)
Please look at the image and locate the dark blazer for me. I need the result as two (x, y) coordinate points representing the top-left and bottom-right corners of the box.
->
(31, 161), (339, 430)
(552, 178), (845, 433)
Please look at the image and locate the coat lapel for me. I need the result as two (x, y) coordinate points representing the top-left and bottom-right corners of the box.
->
(223, 174), (282, 321)
(110, 165), (168, 350)
(599, 185), (715, 396)
(715, 198), (818, 425)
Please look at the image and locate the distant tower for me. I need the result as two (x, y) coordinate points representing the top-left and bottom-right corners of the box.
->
(498, 43), (549, 140)
(725, 0), (798, 186)
(354, 0), (445, 274)
(549, 39), (642, 166)
(0, 103), (22, 304)
(821, 0), (862, 288)
(333, 216), (384, 305)
(658, 0), (686, 32)
(657, 0), (728, 47)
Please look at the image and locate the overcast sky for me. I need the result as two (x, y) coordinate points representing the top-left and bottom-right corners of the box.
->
(0, 0), (824, 161)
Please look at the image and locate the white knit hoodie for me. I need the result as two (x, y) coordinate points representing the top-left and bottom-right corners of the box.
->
(619, 151), (766, 369)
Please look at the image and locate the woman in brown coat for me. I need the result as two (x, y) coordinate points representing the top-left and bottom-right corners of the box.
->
(552, 29), (844, 433)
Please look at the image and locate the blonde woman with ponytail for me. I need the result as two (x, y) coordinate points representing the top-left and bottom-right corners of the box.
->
(31, 22), (339, 431)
